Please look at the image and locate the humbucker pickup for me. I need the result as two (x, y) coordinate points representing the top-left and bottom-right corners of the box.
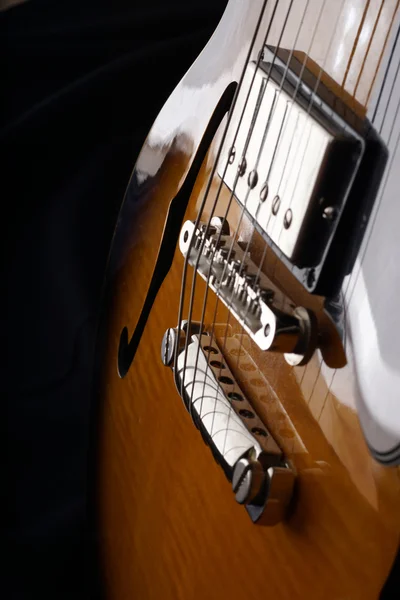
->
(218, 46), (387, 297)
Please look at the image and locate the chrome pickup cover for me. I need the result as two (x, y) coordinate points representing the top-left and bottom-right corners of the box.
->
(217, 47), (386, 297)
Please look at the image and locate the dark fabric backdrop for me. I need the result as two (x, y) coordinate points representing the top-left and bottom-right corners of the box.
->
(2, 1), (227, 598)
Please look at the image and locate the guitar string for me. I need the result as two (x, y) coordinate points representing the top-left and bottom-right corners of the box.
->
(271, 0), (350, 283)
(215, 0), (378, 443)
(189, 1), (299, 433)
(213, 5), (400, 455)
(353, 0), (386, 100)
(219, 0), (348, 457)
(212, 0), (333, 455)
(210, 1), (338, 455)
(181, 0), (285, 421)
(193, 0), (302, 431)
(217, 0), (352, 453)
(184, 1), (282, 421)
(173, 0), (271, 398)
(224, 0), (332, 367)
(295, 3), (392, 412)
(292, 4), (388, 411)
(371, 17), (400, 123)
(224, 0), (344, 370)
(318, 49), (400, 422)
(211, 7), (319, 452)
(179, 0), (396, 454)
(208, 4), (317, 353)
(345, 22), (400, 308)
(250, 0), (358, 403)
(194, 0), (334, 449)
(300, 16), (400, 421)
(270, 0), (382, 411)
(262, 0), (351, 409)
(365, 0), (400, 110)
(316, 121), (400, 423)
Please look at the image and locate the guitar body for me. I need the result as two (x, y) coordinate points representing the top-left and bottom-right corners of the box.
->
(96, 2), (400, 598)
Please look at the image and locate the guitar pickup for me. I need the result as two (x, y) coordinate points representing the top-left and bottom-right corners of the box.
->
(218, 46), (387, 297)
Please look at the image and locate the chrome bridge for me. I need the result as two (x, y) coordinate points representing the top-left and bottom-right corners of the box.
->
(161, 325), (295, 526)
(179, 219), (318, 366)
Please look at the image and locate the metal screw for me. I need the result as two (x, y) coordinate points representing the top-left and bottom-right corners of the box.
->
(232, 458), (253, 504)
(283, 208), (293, 229)
(161, 328), (176, 367)
(228, 147), (236, 164)
(260, 182), (269, 203)
(322, 206), (337, 221)
(272, 195), (281, 215)
(248, 170), (258, 189)
(232, 457), (265, 505)
(264, 323), (271, 337)
(238, 157), (247, 177)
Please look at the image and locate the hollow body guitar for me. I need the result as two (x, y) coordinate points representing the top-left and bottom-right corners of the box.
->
(96, 1), (400, 598)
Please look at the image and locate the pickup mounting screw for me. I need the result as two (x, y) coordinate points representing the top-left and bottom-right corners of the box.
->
(228, 146), (236, 164)
(322, 206), (337, 221)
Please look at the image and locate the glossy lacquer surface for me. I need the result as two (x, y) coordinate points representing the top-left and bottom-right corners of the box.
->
(96, 1), (400, 599)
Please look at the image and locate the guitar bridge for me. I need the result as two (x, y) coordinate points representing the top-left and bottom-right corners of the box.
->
(179, 219), (318, 367)
(161, 327), (295, 526)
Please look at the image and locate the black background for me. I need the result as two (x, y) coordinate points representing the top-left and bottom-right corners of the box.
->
(2, 2), (227, 597)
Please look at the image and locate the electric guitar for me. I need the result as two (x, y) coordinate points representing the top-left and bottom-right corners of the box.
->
(95, 1), (400, 597)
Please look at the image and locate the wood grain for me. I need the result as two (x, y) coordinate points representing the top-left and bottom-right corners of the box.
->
(96, 1), (400, 599)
